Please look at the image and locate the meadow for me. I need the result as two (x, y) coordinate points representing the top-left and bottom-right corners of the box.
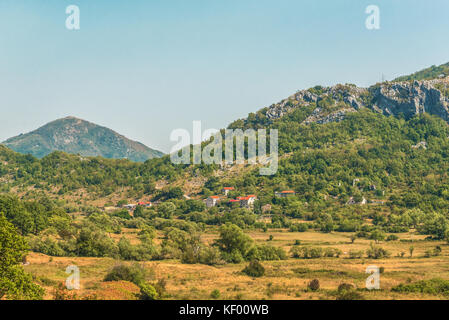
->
(24, 229), (449, 300)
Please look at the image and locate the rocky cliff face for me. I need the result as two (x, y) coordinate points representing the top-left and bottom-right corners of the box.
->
(371, 79), (449, 122)
(264, 77), (449, 125)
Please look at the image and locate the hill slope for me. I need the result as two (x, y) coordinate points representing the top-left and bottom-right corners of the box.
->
(394, 62), (449, 81)
(2, 116), (164, 162)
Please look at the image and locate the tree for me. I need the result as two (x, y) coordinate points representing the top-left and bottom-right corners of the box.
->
(0, 213), (44, 299)
(214, 223), (253, 262)
(242, 260), (265, 277)
(369, 230), (386, 243)
(350, 234), (357, 244)
(157, 202), (176, 219)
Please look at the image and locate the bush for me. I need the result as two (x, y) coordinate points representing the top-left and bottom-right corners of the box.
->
(242, 260), (265, 277)
(199, 246), (224, 265)
(290, 246), (335, 259)
(348, 250), (364, 259)
(336, 289), (364, 300)
(104, 263), (146, 286)
(210, 289), (221, 299)
(392, 278), (449, 294)
(323, 247), (342, 258)
(246, 245), (287, 261)
(338, 283), (354, 292)
(139, 283), (158, 300)
(386, 234), (399, 241)
(425, 246), (443, 257)
(289, 223), (309, 232)
(366, 244), (390, 259)
(308, 279), (320, 291)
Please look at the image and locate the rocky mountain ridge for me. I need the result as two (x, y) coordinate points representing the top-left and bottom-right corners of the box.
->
(264, 77), (449, 125)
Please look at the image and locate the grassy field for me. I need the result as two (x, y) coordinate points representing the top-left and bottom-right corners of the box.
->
(24, 229), (449, 300)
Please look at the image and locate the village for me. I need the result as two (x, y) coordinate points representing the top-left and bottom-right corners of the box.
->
(115, 177), (386, 214)
(114, 187), (301, 215)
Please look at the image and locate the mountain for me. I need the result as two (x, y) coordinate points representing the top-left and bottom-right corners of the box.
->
(1, 62), (449, 207)
(230, 65), (449, 129)
(2, 116), (164, 162)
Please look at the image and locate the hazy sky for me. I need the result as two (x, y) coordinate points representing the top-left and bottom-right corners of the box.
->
(1, 0), (449, 153)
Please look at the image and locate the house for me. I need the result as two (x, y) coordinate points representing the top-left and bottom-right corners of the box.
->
(275, 190), (296, 198)
(412, 141), (427, 150)
(262, 204), (272, 213)
(346, 197), (367, 206)
(123, 204), (137, 210)
(206, 196), (220, 208)
(137, 201), (152, 208)
(222, 187), (235, 196)
(239, 195), (257, 208)
(370, 199), (387, 205)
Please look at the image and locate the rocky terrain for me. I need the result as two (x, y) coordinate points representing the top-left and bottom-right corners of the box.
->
(264, 77), (449, 125)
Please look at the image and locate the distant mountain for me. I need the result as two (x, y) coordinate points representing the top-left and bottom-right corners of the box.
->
(2, 116), (164, 162)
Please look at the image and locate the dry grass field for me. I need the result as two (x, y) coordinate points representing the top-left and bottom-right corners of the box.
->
(23, 229), (449, 300)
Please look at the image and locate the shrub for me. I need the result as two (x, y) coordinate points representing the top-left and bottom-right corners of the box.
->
(386, 234), (399, 241)
(323, 247), (342, 258)
(336, 289), (364, 300)
(338, 283), (354, 292)
(242, 260), (265, 277)
(289, 223), (309, 232)
(154, 278), (167, 298)
(425, 246), (443, 257)
(246, 245), (287, 261)
(290, 246), (325, 259)
(308, 279), (320, 291)
(104, 263), (146, 286)
(210, 289), (221, 299)
(139, 283), (158, 300)
(366, 244), (390, 259)
(198, 246), (224, 265)
(348, 250), (364, 259)
(392, 278), (449, 294)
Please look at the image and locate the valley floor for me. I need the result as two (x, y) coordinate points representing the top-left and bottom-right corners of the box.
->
(24, 230), (449, 300)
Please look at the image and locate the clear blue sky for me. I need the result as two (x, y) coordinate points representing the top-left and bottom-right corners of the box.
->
(1, 0), (448, 153)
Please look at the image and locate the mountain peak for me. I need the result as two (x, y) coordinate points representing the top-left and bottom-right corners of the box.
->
(2, 118), (164, 162)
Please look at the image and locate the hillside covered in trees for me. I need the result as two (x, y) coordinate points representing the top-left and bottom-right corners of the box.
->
(2, 62), (449, 299)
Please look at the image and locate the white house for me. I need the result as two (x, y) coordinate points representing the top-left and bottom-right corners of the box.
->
(206, 196), (220, 208)
(275, 190), (296, 198)
(222, 187), (235, 196)
(239, 195), (257, 208)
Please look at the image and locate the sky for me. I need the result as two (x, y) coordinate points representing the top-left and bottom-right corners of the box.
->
(0, 0), (449, 153)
